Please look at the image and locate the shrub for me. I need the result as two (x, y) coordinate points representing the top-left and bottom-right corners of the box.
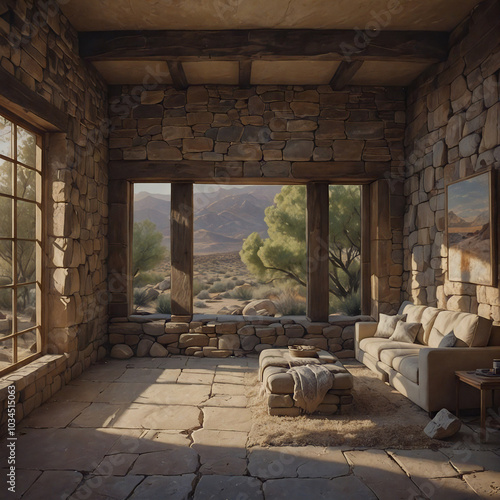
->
(194, 300), (208, 308)
(330, 292), (361, 316)
(156, 293), (172, 314)
(133, 288), (154, 308)
(208, 279), (235, 293)
(235, 279), (245, 286)
(274, 290), (307, 316)
(193, 278), (208, 296)
(231, 286), (253, 300)
(251, 285), (279, 300)
(197, 290), (210, 300)
(133, 271), (164, 288)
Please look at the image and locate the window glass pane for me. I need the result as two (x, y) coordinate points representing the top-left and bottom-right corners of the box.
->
(17, 200), (36, 239)
(17, 284), (36, 330)
(0, 240), (12, 285)
(0, 338), (12, 370)
(17, 240), (36, 283)
(17, 330), (37, 361)
(0, 293), (12, 337)
(0, 116), (12, 158)
(0, 197), (12, 238)
(17, 126), (36, 167)
(17, 165), (36, 200)
(0, 159), (12, 195)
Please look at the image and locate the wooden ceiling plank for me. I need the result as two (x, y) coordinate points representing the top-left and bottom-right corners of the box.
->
(330, 60), (364, 90)
(239, 60), (252, 88)
(80, 29), (449, 63)
(167, 60), (188, 90)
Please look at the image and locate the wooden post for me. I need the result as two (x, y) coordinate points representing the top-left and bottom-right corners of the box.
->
(108, 179), (132, 318)
(306, 182), (329, 322)
(361, 185), (371, 316)
(171, 182), (194, 320)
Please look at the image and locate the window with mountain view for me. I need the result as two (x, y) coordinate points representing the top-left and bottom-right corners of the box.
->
(192, 185), (307, 316)
(132, 183), (361, 318)
(132, 184), (171, 314)
(0, 113), (42, 374)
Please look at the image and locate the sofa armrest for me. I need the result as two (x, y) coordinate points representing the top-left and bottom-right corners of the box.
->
(355, 322), (378, 343)
(419, 346), (500, 412)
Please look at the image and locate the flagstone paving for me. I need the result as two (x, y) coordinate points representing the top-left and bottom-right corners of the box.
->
(2, 356), (500, 499)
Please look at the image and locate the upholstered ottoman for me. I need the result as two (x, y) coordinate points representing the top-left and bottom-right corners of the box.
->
(258, 348), (354, 416)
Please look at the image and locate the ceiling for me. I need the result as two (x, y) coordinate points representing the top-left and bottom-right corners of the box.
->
(60, 0), (484, 87)
(61, 0), (481, 31)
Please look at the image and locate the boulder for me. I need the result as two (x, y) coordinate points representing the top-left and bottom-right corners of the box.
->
(157, 279), (171, 291)
(110, 344), (133, 359)
(149, 342), (169, 357)
(136, 339), (153, 357)
(218, 335), (240, 350)
(424, 408), (462, 439)
(242, 299), (277, 316)
(143, 286), (160, 302)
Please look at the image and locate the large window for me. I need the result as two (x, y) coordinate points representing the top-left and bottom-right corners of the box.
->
(0, 113), (42, 374)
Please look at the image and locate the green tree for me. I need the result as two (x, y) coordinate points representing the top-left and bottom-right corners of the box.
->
(132, 220), (167, 278)
(0, 125), (37, 312)
(240, 185), (360, 303)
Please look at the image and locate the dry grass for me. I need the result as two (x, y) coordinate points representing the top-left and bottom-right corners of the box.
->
(246, 362), (449, 450)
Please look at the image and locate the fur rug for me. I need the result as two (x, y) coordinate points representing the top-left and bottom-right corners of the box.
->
(247, 361), (449, 449)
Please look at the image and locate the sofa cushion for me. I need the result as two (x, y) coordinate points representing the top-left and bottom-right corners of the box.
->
(428, 310), (492, 348)
(389, 321), (421, 344)
(375, 313), (406, 338)
(399, 303), (440, 344)
(400, 303), (441, 345)
(380, 348), (422, 367)
(438, 331), (457, 348)
(392, 355), (419, 384)
(360, 337), (424, 360)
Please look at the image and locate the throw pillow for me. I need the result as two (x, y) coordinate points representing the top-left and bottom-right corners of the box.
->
(438, 331), (457, 348)
(389, 320), (421, 344)
(374, 313), (407, 338)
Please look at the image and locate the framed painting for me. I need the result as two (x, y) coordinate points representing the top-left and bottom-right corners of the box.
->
(446, 170), (496, 286)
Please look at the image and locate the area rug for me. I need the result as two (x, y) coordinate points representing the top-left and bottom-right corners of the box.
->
(246, 361), (449, 449)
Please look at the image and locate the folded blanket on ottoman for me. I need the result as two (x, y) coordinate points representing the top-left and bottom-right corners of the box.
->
(287, 364), (334, 413)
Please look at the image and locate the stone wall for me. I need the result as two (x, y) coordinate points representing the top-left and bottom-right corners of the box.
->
(109, 85), (405, 174)
(108, 314), (372, 359)
(403, 0), (500, 320)
(108, 84), (407, 318)
(0, 0), (108, 433)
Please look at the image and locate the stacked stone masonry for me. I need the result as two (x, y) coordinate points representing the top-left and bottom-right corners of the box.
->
(0, 0), (109, 428)
(109, 84), (406, 181)
(259, 349), (354, 417)
(108, 85), (407, 317)
(108, 315), (371, 359)
(403, 0), (500, 322)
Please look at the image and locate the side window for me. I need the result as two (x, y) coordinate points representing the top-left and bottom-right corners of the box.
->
(0, 113), (42, 374)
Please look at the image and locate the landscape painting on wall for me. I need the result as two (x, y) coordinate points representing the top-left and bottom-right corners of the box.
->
(446, 170), (496, 285)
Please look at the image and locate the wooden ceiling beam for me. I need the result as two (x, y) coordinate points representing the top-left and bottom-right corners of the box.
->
(239, 60), (252, 88)
(166, 60), (188, 90)
(330, 60), (364, 90)
(79, 29), (449, 63)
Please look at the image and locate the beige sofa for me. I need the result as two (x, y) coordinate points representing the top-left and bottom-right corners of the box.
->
(355, 302), (500, 413)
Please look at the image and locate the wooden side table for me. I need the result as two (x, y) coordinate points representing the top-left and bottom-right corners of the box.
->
(455, 370), (500, 442)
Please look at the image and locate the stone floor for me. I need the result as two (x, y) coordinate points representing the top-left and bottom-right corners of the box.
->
(2, 356), (500, 499)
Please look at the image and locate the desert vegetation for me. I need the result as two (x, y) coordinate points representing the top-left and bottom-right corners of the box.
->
(132, 184), (361, 316)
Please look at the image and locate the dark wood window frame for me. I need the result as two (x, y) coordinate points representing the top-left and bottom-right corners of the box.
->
(122, 180), (371, 322)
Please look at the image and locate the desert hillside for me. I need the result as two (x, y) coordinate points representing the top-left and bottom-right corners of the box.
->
(134, 185), (282, 254)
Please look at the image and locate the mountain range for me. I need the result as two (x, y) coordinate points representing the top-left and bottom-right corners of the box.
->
(134, 186), (282, 254)
(448, 209), (489, 228)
